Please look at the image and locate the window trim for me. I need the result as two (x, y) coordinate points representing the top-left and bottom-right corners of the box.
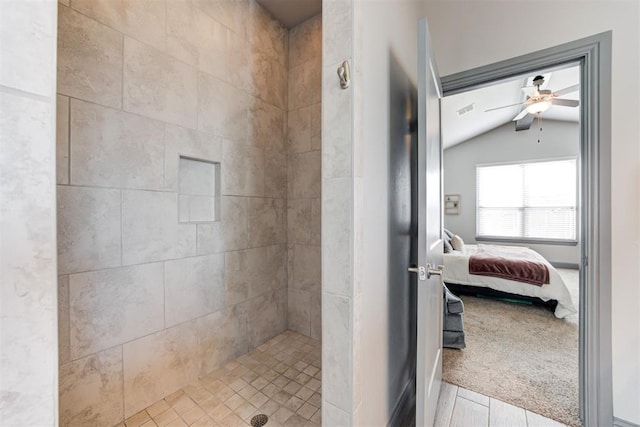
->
(475, 236), (578, 246)
(475, 157), (578, 243)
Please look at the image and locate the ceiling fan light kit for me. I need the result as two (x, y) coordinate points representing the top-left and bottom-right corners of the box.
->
(526, 100), (552, 114)
(484, 74), (580, 132)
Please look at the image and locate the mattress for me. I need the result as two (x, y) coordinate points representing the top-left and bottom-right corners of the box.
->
(443, 244), (577, 319)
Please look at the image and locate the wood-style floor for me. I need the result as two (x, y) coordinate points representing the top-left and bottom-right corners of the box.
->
(435, 382), (568, 427)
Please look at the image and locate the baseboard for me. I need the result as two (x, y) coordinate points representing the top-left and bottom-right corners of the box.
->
(550, 262), (580, 270)
(614, 417), (640, 427)
(387, 373), (416, 427)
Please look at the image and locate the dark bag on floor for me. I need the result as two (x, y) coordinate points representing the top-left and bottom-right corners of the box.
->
(443, 285), (466, 349)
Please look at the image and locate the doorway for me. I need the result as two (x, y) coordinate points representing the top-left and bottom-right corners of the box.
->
(440, 62), (582, 425)
(433, 31), (613, 427)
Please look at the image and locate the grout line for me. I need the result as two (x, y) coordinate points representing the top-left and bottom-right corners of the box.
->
(61, 71), (284, 135)
(56, 182), (167, 193)
(163, 0), (168, 53)
(121, 31), (125, 111)
(65, 94), (71, 185)
(57, 183), (295, 203)
(448, 395), (458, 427)
(62, 240), (287, 277)
(162, 260), (166, 330)
(55, 182), (166, 194)
(120, 189), (123, 266)
(121, 344), (125, 423)
(195, 222), (200, 255)
(57, 92), (164, 122)
(63, 284), (290, 366)
(195, 66), (200, 132)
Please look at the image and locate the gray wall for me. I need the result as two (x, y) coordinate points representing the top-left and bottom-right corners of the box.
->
(0, 1), (58, 425)
(287, 15), (322, 339)
(56, 1), (289, 424)
(444, 120), (580, 264)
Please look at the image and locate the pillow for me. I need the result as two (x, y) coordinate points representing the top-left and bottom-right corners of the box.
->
(444, 228), (454, 240)
(444, 238), (453, 253)
(451, 235), (465, 251)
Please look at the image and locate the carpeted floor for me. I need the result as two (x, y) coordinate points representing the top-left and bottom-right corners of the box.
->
(443, 269), (581, 426)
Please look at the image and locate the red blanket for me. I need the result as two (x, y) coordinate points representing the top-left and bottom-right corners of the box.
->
(469, 245), (550, 286)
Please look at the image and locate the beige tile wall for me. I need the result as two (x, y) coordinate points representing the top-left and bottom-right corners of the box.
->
(286, 15), (322, 340)
(321, 0), (357, 423)
(56, 0), (291, 424)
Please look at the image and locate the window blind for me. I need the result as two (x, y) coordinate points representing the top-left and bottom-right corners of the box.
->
(476, 159), (577, 241)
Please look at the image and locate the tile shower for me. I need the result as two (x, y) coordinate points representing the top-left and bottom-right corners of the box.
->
(55, 1), (321, 425)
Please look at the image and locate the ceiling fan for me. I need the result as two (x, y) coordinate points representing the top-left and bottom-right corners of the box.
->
(485, 75), (580, 131)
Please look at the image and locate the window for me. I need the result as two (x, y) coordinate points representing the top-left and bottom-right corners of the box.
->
(476, 159), (577, 242)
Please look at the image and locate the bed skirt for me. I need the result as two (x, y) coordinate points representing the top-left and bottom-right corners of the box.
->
(445, 282), (559, 313)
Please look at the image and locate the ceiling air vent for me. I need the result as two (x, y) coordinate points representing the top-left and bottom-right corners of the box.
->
(456, 103), (475, 117)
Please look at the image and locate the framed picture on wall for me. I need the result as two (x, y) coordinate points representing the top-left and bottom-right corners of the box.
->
(445, 194), (460, 215)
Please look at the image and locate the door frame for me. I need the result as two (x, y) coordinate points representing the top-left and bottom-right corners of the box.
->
(439, 32), (613, 426)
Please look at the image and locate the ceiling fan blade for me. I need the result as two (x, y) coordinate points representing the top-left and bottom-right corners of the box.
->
(515, 113), (535, 132)
(551, 98), (580, 107)
(553, 84), (579, 97)
(512, 108), (530, 121)
(485, 102), (525, 112)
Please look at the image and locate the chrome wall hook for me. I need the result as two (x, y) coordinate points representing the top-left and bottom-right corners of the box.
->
(337, 60), (350, 89)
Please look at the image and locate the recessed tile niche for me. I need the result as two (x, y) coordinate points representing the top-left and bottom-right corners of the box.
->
(178, 156), (220, 223)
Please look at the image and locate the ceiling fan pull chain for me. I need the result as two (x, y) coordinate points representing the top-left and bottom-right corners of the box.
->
(537, 114), (543, 144)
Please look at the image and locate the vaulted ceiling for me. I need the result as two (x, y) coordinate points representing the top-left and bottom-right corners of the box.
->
(442, 64), (580, 149)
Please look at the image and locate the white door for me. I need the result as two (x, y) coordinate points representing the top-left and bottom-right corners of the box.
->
(413, 18), (444, 427)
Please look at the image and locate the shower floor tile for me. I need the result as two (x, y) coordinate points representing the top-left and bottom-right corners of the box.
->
(121, 331), (321, 427)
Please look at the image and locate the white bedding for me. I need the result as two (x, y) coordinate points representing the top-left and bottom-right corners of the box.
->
(443, 244), (576, 318)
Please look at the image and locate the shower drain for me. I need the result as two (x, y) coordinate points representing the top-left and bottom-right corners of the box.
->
(250, 414), (269, 426)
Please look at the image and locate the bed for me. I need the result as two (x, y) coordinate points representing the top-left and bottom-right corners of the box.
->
(443, 244), (576, 319)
